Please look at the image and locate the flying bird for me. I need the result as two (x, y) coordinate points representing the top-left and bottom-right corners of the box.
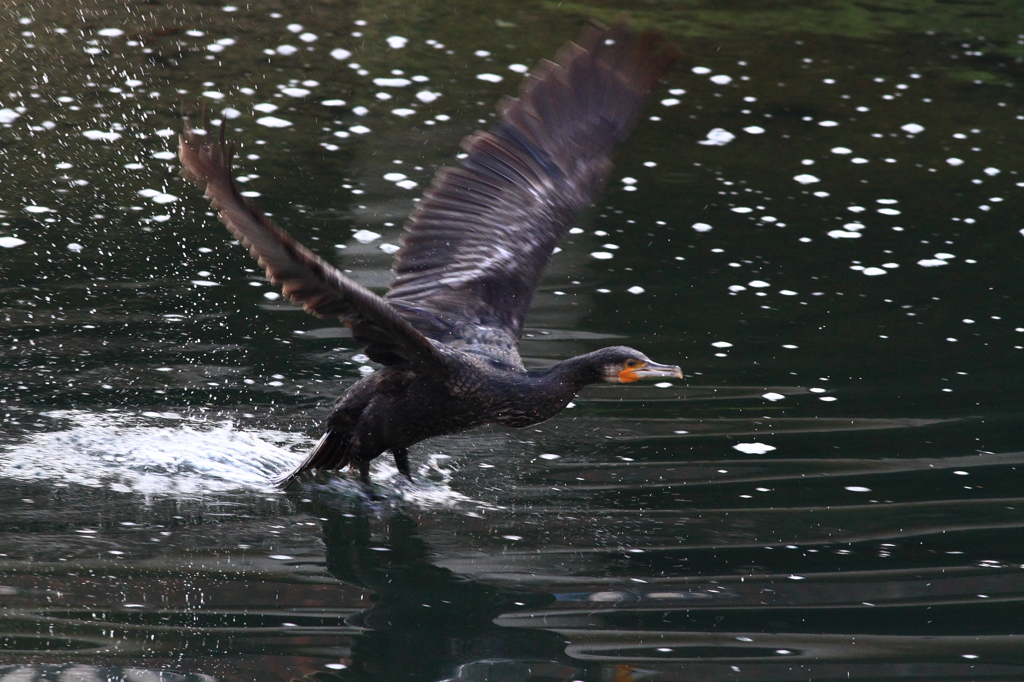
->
(179, 21), (680, 487)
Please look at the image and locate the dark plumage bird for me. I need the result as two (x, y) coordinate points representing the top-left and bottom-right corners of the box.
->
(179, 21), (681, 487)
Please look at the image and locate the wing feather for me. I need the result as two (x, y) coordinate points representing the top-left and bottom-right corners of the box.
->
(386, 21), (677, 346)
(178, 123), (446, 370)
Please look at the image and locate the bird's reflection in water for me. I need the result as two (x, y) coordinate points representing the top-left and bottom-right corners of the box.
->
(299, 493), (577, 682)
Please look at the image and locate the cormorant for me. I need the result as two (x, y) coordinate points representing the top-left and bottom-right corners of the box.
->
(178, 21), (681, 487)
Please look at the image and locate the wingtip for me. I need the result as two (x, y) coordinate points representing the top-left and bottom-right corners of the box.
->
(177, 114), (237, 191)
(271, 466), (302, 489)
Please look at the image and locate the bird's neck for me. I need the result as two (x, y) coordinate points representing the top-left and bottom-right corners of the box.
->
(487, 351), (606, 428)
(538, 351), (606, 393)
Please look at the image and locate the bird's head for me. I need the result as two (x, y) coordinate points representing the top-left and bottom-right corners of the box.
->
(594, 346), (683, 384)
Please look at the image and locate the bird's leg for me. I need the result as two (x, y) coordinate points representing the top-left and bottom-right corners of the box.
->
(392, 448), (412, 481)
(356, 459), (371, 486)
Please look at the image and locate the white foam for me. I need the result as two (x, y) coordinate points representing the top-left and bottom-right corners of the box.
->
(416, 90), (440, 103)
(1, 411), (305, 495)
(901, 123), (924, 134)
(330, 48), (352, 61)
(733, 442), (776, 455)
(476, 73), (503, 83)
(698, 128), (735, 146)
(743, 126), (765, 134)
(256, 116), (291, 128)
(692, 222), (713, 232)
(352, 229), (381, 243)
(83, 130), (121, 141)
(0, 237), (26, 248)
(373, 77), (411, 88)
(793, 174), (820, 184)
(386, 36), (408, 49)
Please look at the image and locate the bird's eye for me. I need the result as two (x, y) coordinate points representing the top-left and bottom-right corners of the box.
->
(625, 359), (638, 368)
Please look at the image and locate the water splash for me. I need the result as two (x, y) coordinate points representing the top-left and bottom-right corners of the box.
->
(0, 410), (305, 495)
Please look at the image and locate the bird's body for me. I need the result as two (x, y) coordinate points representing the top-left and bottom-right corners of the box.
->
(307, 345), (656, 482)
(179, 21), (681, 487)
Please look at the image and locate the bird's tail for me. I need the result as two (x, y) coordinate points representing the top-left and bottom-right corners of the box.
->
(274, 429), (350, 488)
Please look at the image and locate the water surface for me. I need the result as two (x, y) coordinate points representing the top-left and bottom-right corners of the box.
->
(1, 1), (1022, 680)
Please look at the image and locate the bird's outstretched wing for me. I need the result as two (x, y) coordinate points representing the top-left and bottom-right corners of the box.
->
(386, 21), (677, 349)
(178, 123), (446, 370)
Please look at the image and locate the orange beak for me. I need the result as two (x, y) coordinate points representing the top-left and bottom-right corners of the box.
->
(618, 361), (684, 383)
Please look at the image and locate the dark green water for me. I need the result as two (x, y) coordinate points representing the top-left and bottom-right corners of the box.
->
(1, 1), (1022, 680)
